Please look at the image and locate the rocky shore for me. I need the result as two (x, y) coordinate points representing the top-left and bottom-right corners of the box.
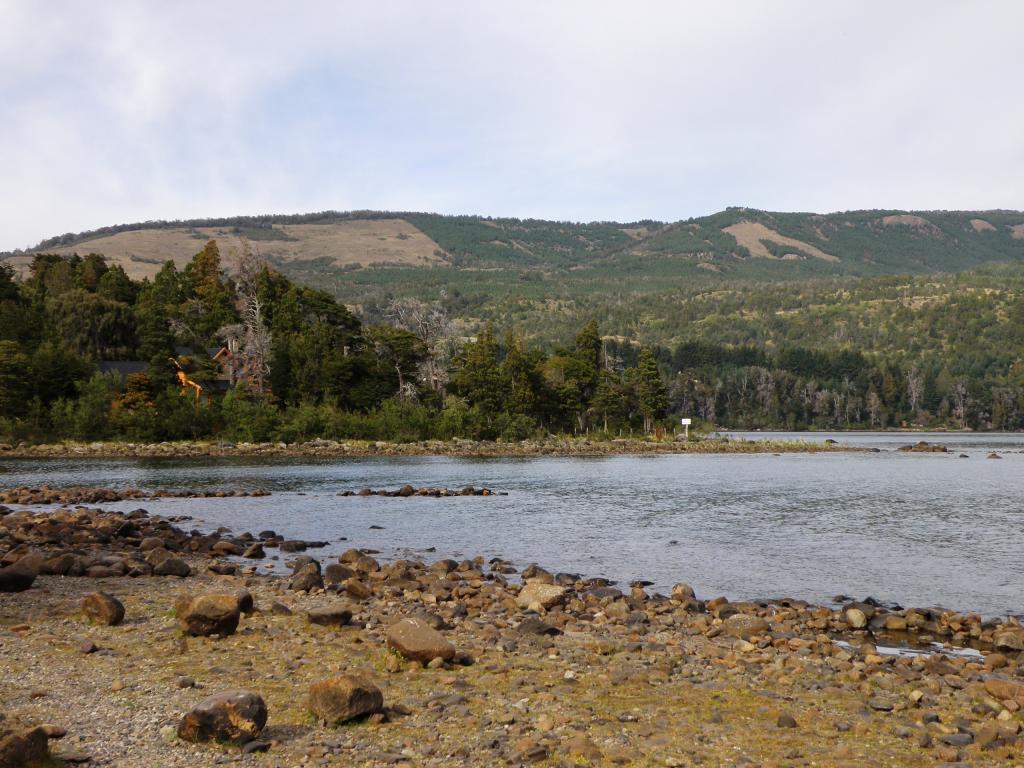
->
(3, 503), (1024, 766)
(0, 486), (270, 506)
(0, 435), (856, 460)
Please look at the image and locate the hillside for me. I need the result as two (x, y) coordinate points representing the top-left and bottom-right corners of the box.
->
(5, 207), (1024, 343)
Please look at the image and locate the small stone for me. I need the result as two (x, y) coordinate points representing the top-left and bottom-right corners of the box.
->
(74, 637), (98, 654)
(270, 601), (292, 616)
(564, 734), (602, 761)
(938, 732), (973, 747)
(777, 712), (798, 728)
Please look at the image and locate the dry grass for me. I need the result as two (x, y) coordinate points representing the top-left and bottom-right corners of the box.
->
(970, 218), (997, 232)
(722, 221), (839, 263)
(25, 220), (444, 280)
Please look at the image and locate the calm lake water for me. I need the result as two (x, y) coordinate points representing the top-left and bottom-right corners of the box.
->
(1, 432), (1022, 616)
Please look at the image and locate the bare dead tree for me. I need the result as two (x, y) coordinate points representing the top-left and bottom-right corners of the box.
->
(385, 295), (458, 400)
(950, 380), (969, 429)
(229, 239), (272, 399)
(906, 367), (924, 416)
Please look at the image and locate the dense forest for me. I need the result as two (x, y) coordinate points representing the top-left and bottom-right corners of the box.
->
(6, 209), (1022, 347)
(0, 245), (676, 443)
(2, 234), (1024, 441)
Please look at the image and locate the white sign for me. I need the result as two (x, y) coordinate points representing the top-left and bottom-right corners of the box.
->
(680, 418), (692, 425)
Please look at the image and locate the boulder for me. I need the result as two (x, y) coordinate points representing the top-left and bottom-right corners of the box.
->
(720, 614), (771, 639)
(289, 563), (323, 592)
(306, 603), (353, 627)
(0, 567), (35, 593)
(324, 563), (355, 584)
(212, 540), (243, 556)
(993, 627), (1024, 652)
(984, 675), (1024, 705)
(308, 675), (383, 724)
(242, 543), (265, 559)
(81, 591), (125, 626)
(39, 553), (82, 576)
(138, 536), (165, 551)
(154, 557), (191, 577)
(235, 590), (255, 614)
(177, 691), (267, 745)
(386, 617), (456, 663)
(671, 583), (696, 601)
(344, 579), (372, 600)
(516, 582), (567, 610)
(176, 594), (242, 637)
(0, 723), (65, 767)
(844, 607), (868, 629)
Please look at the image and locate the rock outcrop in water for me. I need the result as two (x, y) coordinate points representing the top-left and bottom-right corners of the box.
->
(338, 485), (503, 497)
(0, 485), (270, 505)
(898, 441), (949, 453)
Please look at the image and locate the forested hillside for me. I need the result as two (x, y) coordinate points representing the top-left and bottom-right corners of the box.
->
(3, 208), (1024, 436)
(5, 209), (1022, 337)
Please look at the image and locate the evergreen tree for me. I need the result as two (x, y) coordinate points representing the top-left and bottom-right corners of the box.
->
(0, 341), (32, 417)
(450, 324), (505, 416)
(631, 348), (668, 433)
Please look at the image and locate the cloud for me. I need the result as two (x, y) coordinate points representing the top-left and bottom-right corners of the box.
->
(1, 1), (1022, 249)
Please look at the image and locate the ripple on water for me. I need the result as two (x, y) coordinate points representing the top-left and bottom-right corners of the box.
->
(1, 438), (1023, 616)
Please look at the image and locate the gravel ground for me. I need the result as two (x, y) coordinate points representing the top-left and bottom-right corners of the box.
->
(3, 514), (1023, 766)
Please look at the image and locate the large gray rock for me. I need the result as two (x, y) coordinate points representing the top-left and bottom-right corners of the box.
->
(178, 691), (267, 744)
(308, 675), (383, 724)
(386, 617), (456, 663)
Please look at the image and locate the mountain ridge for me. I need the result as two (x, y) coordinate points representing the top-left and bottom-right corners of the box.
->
(4, 207), (1023, 346)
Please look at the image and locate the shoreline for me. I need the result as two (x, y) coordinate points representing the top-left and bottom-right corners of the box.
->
(0, 436), (866, 460)
(3, 503), (1024, 765)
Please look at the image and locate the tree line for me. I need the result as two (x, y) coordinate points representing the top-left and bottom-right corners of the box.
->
(0, 245), (670, 443)
(0, 243), (1021, 443)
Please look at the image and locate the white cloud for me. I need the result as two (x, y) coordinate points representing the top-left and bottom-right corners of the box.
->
(1, 1), (1022, 249)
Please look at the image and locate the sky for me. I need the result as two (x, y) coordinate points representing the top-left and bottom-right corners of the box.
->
(1, 1), (1022, 250)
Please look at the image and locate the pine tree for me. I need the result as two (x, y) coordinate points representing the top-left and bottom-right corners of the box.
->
(632, 348), (668, 433)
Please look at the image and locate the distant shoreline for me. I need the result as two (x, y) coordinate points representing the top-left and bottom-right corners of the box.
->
(0, 436), (864, 460)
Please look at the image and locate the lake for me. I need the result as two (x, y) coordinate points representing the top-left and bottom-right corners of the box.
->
(1, 432), (1021, 616)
